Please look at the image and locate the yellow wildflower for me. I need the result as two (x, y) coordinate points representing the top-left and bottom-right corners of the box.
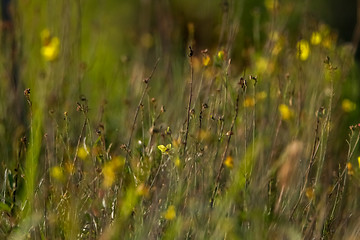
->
(102, 157), (125, 188)
(41, 33), (60, 61)
(158, 144), (172, 154)
(243, 97), (255, 108)
(296, 39), (310, 61)
(310, 31), (322, 45)
(217, 50), (225, 61)
(342, 99), (356, 113)
(51, 166), (64, 181)
(279, 104), (293, 120)
(164, 205), (176, 220)
(77, 147), (89, 160)
(102, 164), (116, 188)
(202, 55), (211, 66)
(347, 162), (354, 176)
(256, 57), (269, 73)
(256, 91), (267, 101)
(224, 156), (234, 169)
(305, 187), (315, 200)
(111, 156), (126, 168)
(174, 156), (181, 167)
(358, 156), (360, 169)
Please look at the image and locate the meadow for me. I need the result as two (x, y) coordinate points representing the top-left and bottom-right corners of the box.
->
(0, 0), (360, 239)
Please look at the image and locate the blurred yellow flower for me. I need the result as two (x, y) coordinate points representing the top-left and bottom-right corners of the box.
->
(310, 31), (322, 45)
(243, 97), (255, 108)
(77, 147), (89, 160)
(358, 156), (360, 169)
(256, 57), (269, 73)
(217, 50), (225, 61)
(40, 29), (60, 62)
(51, 166), (64, 181)
(342, 99), (356, 112)
(224, 156), (234, 169)
(102, 164), (116, 188)
(347, 162), (354, 176)
(164, 205), (176, 220)
(296, 40), (310, 61)
(279, 104), (293, 120)
(202, 55), (211, 66)
(111, 156), (126, 168)
(102, 156), (125, 188)
(158, 144), (172, 154)
(174, 156), (181, 167)
(305, 187), (315, 200)
(256, 91), (267, 101)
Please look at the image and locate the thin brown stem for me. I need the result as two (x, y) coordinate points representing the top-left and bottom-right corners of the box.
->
(183, 46), (194, 157)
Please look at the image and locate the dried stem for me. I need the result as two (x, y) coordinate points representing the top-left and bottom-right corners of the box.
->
(183, 46), (194, 157)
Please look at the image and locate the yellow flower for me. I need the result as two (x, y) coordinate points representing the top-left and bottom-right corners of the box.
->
(243, 97), (255, 108)
(158, 144), (172, 154)
(217, 50), (225, 61)
(256, 91), (267, 101)
(224, 156), (234, 169)
(279, 104), (293, 120)
(51, 166), (64, 181)
(164, 205), (176, 220)
(296, 40), (310, 61)
(77, 147), (89, 160)
(342, 99), (356, 113)
(310, 31), (322, 45)
(202, 55), (211, 66)
(358, 156), (360, 169)
(256, 57), (269, 73)
(305, 187), (315, 200)
(41, 36), (60, 61)
(102, 156), (125, 188)
(174, 156), (181, 167)
(347, 162), (354, 176)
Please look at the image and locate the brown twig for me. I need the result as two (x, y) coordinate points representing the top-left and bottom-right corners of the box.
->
(183, 46), (194, 157)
